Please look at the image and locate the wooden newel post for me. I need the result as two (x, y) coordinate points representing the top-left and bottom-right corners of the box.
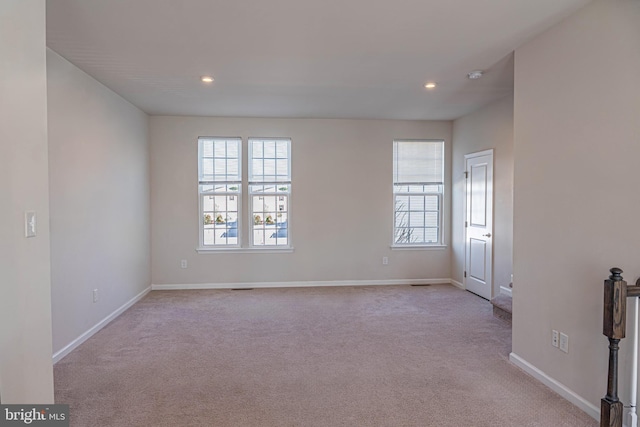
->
(601, 267), (627, 427)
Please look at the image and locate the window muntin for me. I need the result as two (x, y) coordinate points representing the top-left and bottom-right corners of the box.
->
(393, 141), (444, 246)
(249, 139), (291, 247)
(198, 138), (241, 247)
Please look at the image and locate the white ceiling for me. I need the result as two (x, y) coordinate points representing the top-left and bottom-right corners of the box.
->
(46, 0), (591, 120)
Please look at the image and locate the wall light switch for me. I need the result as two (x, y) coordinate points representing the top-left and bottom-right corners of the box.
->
(25, 211), (36, 237)
(559, 333), (569, 353)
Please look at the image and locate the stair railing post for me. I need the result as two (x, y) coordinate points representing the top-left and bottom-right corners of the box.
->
(602, 267), (627, 427)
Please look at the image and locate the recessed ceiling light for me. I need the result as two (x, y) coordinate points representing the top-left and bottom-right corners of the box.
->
(424, 82), (437, 89)
(467, 70), (484, 80)
(201, 76), (214, 83)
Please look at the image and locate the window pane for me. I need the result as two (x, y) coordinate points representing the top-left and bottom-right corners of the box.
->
(409, 211), (425, 227)
(425, 196), (439, 211)
(409, 196), (425, 211)
(276, 159), (288, 177)
(253, 229), (265, 245)
(277, 198), (287, 212)
(203, 196), (214, 212)
(227, 196), (238, 212)
(253, 141), (263, 157)
(264, 159), (276, 177)
(252, 159), (264, 177)
(202, 161), (214, 180)
(276, 141), (288, 158)
(423, 185), (441, 193)
(214, 159), (226, 177)
(395, 195), (409, 209)
(425, 212), (439, 227)
(202, 140), (214, 157)
(204, 229), (215, 245)
(264, 140), (276, 158)
(424, 228), (439, 243)
(213, 196), (227, 212)
(254, 197), (264, 212)
(226, 142), (239, 158)
(410, 228), (425, 243)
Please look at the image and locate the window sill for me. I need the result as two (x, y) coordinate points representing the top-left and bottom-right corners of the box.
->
(196, 247), (294, 254)
(390, 245), (447, 251)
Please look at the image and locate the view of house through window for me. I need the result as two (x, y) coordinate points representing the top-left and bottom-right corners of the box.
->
(249, 139), (291, 247)
(198, 137), (291, 249)
(393, 140), (444, 246)
(198, 138), (242, 247)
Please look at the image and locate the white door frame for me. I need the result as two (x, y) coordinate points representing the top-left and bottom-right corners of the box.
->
(464, 149), (494, 300)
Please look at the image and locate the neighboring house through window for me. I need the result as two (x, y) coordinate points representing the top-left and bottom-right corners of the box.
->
(198, 137), (241, 247)
(249, 138), (291, 247)
(393, 140), (444, 246)
(198, 137), (291, 249)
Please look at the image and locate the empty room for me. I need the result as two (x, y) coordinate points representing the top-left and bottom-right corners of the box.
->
(2, 0), (639, 426)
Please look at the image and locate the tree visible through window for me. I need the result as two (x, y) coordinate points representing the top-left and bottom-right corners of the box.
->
(393, 140), (444, 245)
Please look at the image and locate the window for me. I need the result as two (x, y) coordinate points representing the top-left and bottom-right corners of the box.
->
(249, 138), (291, 247)
(393, 140), (444, 246)
(197, 137), (291, 250)
(198, 138), (241, 247)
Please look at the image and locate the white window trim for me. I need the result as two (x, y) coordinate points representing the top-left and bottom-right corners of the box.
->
(196, 247), (294, 254)
(248, 138), (292, 249)
(197, 137), (242, 250)
(392, 139), (445, 248)
(196, 137), (293, 251)
(390, 244), (447, 250)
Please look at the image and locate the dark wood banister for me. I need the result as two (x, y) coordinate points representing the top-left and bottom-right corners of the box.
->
(601, 268), (640, 427)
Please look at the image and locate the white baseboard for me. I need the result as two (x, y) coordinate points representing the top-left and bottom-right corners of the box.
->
(509, 352), (599, 421)
(152, 278), (453, 291)
(450, 279), (464, 290)
(500, 286), (512, 297)
(53, 286), (151, 364)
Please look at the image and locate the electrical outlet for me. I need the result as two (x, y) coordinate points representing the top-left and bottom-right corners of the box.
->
(382, 257), (389, 265)
(25, 211), (37, 238)
(93, 289), (99, 303)
(552, 330), (559, 348)
(181, 259), (188, 269)
(559, 333), (569, 353)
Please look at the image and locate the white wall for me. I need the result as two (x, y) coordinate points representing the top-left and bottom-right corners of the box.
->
(47, 50), (151, 355)
(0, 0), (54, 403)
(512, 0), (640, 416)
(452, 95), (514, 296)
(150, 117), (452, 286)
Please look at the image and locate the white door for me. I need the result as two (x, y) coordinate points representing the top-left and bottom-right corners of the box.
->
(464, 150), (493, 300)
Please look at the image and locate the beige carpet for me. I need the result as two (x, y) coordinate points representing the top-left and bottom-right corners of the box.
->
(54, 285), (597, 426)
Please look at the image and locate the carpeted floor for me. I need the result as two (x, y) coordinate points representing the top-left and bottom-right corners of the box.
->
(54, 284), (597, 426)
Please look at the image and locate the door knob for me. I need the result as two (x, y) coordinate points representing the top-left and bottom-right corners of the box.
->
(482, 233), (492, 238)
